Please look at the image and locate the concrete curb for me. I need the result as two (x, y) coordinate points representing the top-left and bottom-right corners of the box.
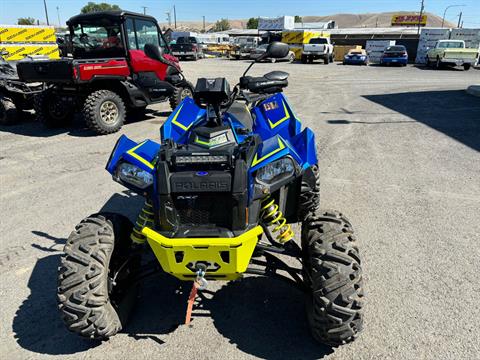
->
(466, 85), (480, 97)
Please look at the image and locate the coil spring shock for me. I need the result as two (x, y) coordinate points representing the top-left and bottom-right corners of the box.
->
(130, 199), (154, 244)
(260, 195), (294, 244)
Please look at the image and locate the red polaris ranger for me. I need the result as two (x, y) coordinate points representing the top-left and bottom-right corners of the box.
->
(17, 11), (193, 135)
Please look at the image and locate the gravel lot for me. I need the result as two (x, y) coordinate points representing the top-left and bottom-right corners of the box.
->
(1, 59), (479, 360)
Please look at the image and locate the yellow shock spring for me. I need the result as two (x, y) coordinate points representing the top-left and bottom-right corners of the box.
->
(130, 199), (155, 244)
(260, 195), (294, 244)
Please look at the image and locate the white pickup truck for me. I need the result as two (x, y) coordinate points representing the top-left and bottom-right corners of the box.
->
(302, 37), (335, 64)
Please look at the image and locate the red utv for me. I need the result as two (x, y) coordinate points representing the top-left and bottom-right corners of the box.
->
(17, 11), (193, 135)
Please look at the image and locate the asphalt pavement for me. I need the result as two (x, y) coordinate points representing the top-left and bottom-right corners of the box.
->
(1, 59), (479, 360)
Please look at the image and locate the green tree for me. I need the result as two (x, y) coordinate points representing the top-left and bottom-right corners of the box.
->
(17, 17), (36, 25)
(246, 17), (258, 29)
(81, 2), (120, 14)
(294, 15), (303, 23)
(213, 18), (231, 31)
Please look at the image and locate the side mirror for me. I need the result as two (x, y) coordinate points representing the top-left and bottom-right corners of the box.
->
(266, 41), (290, 59)
(144, 43), (164, 61)
(1, 50), (9, 56)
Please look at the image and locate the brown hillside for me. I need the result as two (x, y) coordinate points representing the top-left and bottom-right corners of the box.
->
(160, 12), (455, 32)
(302, 12), (455, 28)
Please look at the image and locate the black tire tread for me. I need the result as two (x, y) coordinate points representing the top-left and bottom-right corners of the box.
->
(302, 210), (364, 346)
(0, 96), (18, 125)
(34, 91), (72, 128)
(169, 81), (194, 111)
(297, 164), (320, 221)
(57, 213), (132, 339)
(83, 90), (126, 135)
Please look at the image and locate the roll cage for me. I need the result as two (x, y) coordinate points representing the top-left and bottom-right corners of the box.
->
(66, 10), (171, 59)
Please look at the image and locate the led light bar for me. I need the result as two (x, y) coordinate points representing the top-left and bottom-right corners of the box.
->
(174, 155), (229, 164)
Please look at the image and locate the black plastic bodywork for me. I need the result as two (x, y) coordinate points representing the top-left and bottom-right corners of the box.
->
(0, 57), (44, 110)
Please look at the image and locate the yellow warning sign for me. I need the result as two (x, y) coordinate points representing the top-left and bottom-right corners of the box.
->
(282, 30), (330, 45)
(0, 25), (56, 43)
(0, 44), (60, 60)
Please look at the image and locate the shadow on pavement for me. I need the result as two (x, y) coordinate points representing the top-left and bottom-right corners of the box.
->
(327, 119), (415, 125)
(364, 90), (480, 151)
(208, 277), (332, 360)
(0, 109), (170, 138)
(12, 254), (100, 355)
(413, 64), (465, 71)
(12, 191), (145, 355)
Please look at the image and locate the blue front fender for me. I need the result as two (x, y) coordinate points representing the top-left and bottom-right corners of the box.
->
(106, 135), (160, 175)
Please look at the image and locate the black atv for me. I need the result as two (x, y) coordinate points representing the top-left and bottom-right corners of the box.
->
(0, 52), (44, 125)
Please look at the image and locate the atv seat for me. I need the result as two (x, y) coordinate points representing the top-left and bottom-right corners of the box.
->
(241, 71), (289, 94)
(227, 102), (253, 130)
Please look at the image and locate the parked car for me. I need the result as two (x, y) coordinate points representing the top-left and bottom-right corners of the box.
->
(380, 45), (408, 66)
(426, 40), (478, 70)
(343, 49), (368, 65)
(171, 36), (204, 61)
(250, 44), (295, 63)
(301, 37), (334, 64)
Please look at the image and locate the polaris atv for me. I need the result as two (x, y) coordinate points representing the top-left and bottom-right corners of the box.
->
(17, 10), (193, 135)
(57, 42), (364, 346)
(0, 51), (44, 125)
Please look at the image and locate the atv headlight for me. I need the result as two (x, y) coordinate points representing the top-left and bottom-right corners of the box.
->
(256, 157), (295, 185)
(116, 162), (153, 189)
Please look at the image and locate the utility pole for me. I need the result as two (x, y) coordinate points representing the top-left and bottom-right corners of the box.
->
(166, 11), (171, 27)
(141, 6), (147, 15)
(56, 6), (61, 27)
(417, 0), (424, 35)
(202, 16), (205, 33)
(43, 0), (50, 25)
(457, 11), (463, 28)
(173, 5), (177, 29)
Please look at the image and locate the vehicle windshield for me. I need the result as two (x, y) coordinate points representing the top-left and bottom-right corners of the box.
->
(177, 37), (197, 44)
(437, 41), (464, 49)
(349, 51), (363, 55)
(310, 38), (328, 44)
(71, 21), (124, 59)
(385, 46), (406, 52)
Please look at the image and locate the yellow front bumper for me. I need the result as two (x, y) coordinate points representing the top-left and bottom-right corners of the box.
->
(142, 226), (263, 280)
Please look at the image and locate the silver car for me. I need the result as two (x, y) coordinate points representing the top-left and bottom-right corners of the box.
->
(250, 44), (296, 63)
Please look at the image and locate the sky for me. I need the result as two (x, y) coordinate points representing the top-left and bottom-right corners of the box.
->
(1, 0), (479, 28)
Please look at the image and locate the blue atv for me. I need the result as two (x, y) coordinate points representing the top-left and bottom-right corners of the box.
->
(57, 42), (364, 346)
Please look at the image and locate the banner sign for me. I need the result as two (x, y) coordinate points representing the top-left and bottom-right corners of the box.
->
(391, 15), (427, 27)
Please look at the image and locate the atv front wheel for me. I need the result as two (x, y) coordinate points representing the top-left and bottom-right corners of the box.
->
(34, 91), (73, 128)
(302, 210), (364, 346)
(0, 96), (17, 125)
(169, 81), (194, 110)
(57, 213), (140, 339)
(83, 90), (126, 135)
